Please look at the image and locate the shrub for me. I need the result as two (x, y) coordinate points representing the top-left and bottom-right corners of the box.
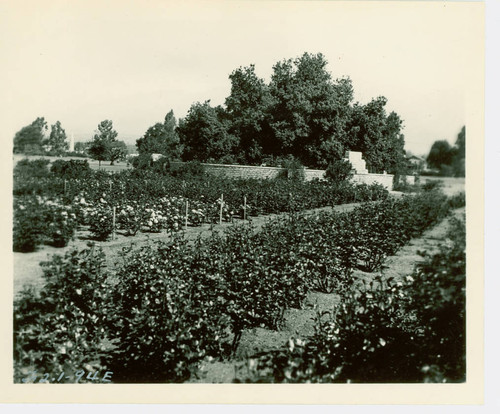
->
(421, 180), (443, 191)
(45, 202), (78, 247)
(14, 159), (51, 181)
(87, 205), (114, 241)
(14, 246), (114, 383)
(50, 159), (92, 180)
(447, 191), (466, 209)
(169, 160), (206, 179)
(110, 237), (229, 382)
(278, 156), (305, 182)
(324, 159), (353, 184)
(13, 195), (48, 252)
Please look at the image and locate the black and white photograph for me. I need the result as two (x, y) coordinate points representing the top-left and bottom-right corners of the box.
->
(1, 0), (487, 406)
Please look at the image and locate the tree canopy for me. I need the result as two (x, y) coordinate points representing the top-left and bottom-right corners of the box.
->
(13, 117), (48, 154)
(177, 101), (238, 163)
(136, 110), (181, 159)
(47, 121), (69, 155)
(177, 52), (406, 172)
(88, 120), (120, 166)
(427, 126), (465, 177)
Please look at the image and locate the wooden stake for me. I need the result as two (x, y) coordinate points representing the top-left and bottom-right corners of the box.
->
(112, 206), (116, 240)
(243, 195), (247, 221)
(64, 180), (67, 196)
(185, 200), (189, 230)
(219, 194), (224, 225)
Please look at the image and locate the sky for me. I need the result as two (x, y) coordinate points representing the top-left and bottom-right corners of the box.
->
(1, 0), (483, 156)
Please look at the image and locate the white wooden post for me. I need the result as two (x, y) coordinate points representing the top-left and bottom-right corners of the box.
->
(185, 200), (189, 230)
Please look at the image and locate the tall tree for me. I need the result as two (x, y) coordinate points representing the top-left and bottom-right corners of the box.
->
(225, 65), (272, 164)
(88, 120), (119, 167)
(345, 97), (405, 174)
(268, 52), (354, 167)
(453, 126), (465, 177)
(13, 117), (47, 154)
(136, 110), (181, 159)
(178, 101), (238, 163)
(427, 140), (454, 170)
(47, 121), (69, 156)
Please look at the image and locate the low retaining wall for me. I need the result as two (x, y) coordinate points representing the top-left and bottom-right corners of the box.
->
(171, 161), (396, 189)
(351, 173), (394, 189)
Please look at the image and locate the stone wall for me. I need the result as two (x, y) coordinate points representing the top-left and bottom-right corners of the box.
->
(171, 161), (396, 189)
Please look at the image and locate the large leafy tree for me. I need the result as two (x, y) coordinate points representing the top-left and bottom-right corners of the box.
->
(88, 120), (119, 167)
(47, 121), (69, 156)
(178, 101), (238, 163)
(136, 110), (181, 159)
(225, 65), (272, 164)
(13, 117), (48, 154)
(345, 97), (406, 174)
(427, 126), (465, 176)
(427, 140), (454, 170)
(268, 52), (354, 167)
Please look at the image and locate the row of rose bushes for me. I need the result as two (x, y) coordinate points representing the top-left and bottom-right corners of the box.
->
(14, 170), (390, 252)
(14, 188), (461, 382)
(15, 160), (388, 210)
(237, 215), (466, 383)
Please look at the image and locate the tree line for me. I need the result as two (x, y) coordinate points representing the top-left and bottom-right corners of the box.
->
(14, 52), (408, 173)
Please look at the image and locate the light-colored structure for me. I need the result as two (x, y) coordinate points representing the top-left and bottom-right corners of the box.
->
(344, 150), (368, 174)
(69, 133), (75, 152)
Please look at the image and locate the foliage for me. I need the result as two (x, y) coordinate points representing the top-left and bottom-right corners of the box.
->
(87, 203), (114, 241)
(14, 186), (455, 383)
(421, 180), (443, 191)
(13, 195), (49, 252)
(447, 191), (465, 209)
(267, 53), (353, 168)
(427, 140), (454, 170)
(346, 98), (406, 174)
(237, 211), (465, 384)
(136, 110), (181, 159)
(324, 159), (353, 184)
(50, 159), (92, 180)
(14, 159), (51, 181)
(178, 101), (238, 163)
(74, 142), (90, 155)
(278, 156), (305, 182)
(108, 140), (128, 165)
(13, 117), (48, 154)
(224, 64), (272, 164)
(46, 121), (69, 156)
(426, 128), (465, 177)
(168, 160), (206, 179)
(14, 246), (113, 383)
(13, 195), (79, 251)
(88, 120), (119, 166)
(110, 236), (231, 382)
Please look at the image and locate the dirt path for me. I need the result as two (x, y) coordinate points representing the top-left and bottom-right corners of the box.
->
(189, 207), (466, 383)
(14, 201), (368, 296)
